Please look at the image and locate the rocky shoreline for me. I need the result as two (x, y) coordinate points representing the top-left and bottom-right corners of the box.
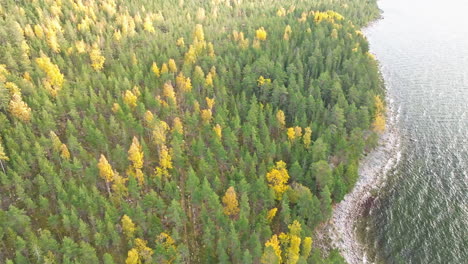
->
(316, 98), (401, 263)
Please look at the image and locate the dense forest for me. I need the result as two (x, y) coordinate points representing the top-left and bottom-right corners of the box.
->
(0, 0), (384, 263)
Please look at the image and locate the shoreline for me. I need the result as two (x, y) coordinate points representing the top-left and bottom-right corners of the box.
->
(321, 97), (401, 263)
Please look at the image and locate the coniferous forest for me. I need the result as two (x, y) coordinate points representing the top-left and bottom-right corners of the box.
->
(0, 0), (384, 263)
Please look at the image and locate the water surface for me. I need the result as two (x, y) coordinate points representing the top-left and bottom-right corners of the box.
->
(363, 0), (468, 263)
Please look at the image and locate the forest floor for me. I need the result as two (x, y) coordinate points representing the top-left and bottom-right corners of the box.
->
(315, 97), (401, 263)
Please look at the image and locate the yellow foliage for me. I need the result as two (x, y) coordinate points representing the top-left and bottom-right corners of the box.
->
(161, 63), (169, 74)
(372, 95), (386, 133)
(176, 37), (185, 47)
(159, 145), (173, 170)
(163, 82), (177, 105)
(288, 220), (301, 236)
(266, 161), (290, 200)
(176, 72), (192, 92)
(112, 171), (128, 198)
(60, 144), (70, 160)
(0, 142), (8, 161)
(301, 237), (313, 259)
(98, 154), (114, 183)
(5, 82), (20, 96)
(112, 103), (121, 113)
(34, 24), (44, 39)
(287, 235), (301, 264)
(144, 110), (154, 125)
(23, 72), (32, 82)
(303, 127), (312, 148)
(313, 10), (344, 23)
(194, 24), (205, 42)
(263, 235), (282, 264)
(205, 97), (215, 110)
(125, 248), (139, 264)
(205, 72), (213, 87)
(222, 186), (240, 216)
(284, 25), (292, 40)
(277, 7), (286, 17)
(213, 124), (222, 139)
(153, 120), (169, 146)
(36, 55), (65, 89)
(151, 62), (160, 77)
(168, 59), (177, 73)
(0, 64), (9, 82)
(373, 113), (386, 133)
(276, 110), (286, 128)
(257, 76), (271, 86)
(122, 214), (136, 240)
(50, 131), (62, 151)
(266, 208), (278, 222)
(89, 44), (105, 71)
(128, 137), (144, 170)
(9, 94), (31, 122)
(256, 27), (267, 41)
(123, 90), (138, 108)
(196, 7), (206, 22)
(172, 117), (184, 135)
(287, 127), (295, 141)
(46, 29), (60, 53)
(184, 45), (197, 64)
(143, 15), (155, 33)
(207, 42), (215, 57)
(298, 12), (308, 23)
(201, 109), (212, 124)
(75, 40), (86, 53)
(24, 24), (35, 38)
(134, 238), (154, 261)
(294, 126), (302, 138)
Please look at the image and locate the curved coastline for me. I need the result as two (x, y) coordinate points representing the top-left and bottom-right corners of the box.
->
(327, 96), (401, 263)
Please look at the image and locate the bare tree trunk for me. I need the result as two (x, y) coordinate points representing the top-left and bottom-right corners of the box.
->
(0, 160), (5, 174)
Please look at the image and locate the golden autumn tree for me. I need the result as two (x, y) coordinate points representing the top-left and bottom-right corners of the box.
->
(122, 214), (136, 240)
(301, 237), (313, 259)
(89, 44), (105, 71)
(152, 120), (169, 148)
(287, 127), (295, 141)
(60, 144), (70, 160)
(213, 124), (222, 139)
(0, 141), (9, 174)
(261, 234), (281, 264)
(266, 208), (278, 223)
(36, 55), (65, 96)
(372, 95), (386, 133)
(134, 238), (154, 262)
(126, 248), (139, 264)
(286, 220), (302, 264)
(276, 110), (286, 128)
(124, 90), (138, 108)
(154, 145), (172, 179)
(9, 94), (31, 121)
(172, 117), (184, 135)
(222, 186), (240, 217)
(128, 137), (144, 185)
(256, 27), (267, 41)
(98, 154), (114, 195)
(151, 62), (160, 77)
(168, 59), (177, 73)
(266, 161), (290, 200)
(112, 171), (128, 200)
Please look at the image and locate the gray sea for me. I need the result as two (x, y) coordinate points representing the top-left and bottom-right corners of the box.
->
(362, 0), (468, 263)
